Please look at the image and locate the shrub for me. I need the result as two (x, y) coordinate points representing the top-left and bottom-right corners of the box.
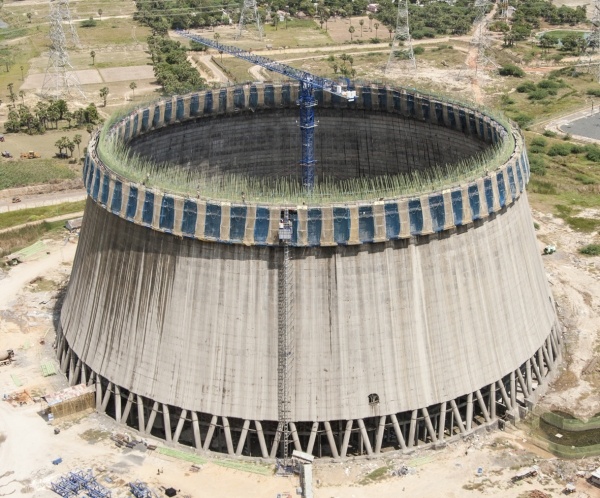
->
(574, 174), (596, 185)
(80, 17), (97, 27)
(585, 145), (600, 162)
(543, 130), (557, 137)
(413, 46), (425, 55)
(570, 144), (585, 154)
(528, 89), (549, 100)
(517, 81), (536, 93)
(530, 179), (556, 194)
(533, 222), (540, 230)
(537, 79), (563, 89)
(512, 112), (534, 128)
(580, 244), (600, 256)
(547, 143), (573, 156)
(530, 136), (547, 147)
(499, 64), (525, 77)
(529, 155), (547, 175)
(587, 88), (600, 97)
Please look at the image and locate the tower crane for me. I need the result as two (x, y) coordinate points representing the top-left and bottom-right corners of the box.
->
(177, 31), (356, 191)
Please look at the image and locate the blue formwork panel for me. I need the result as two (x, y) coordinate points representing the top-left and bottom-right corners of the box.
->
(126, 186), (138, 220)
(204, 91), (213, 114)
(468, 184), (481, 220)
(92, 171), (100, 201)
(358, 205), (374, 242)
(362, 87), (372, 109)
(132, 113), (138, 136)
(469, 113), (477, 135)
(249, 86), (258, 108)
(479, 117), (485, 138)
(307, 208), (322, 246)
(407, 94), (415, 115)
(111, 181), (122, 215)
(142, 191), (154, 225)
(264, 85), (275, 106)
(378, 87), (387, 109)
(164, 100), (172, 123)
(282, 84), (291, 105)
(219, 89), (227, 112)
(384, 203), (400, 239)
(496, 171), (506, 207)
(176, 97), (184, 120)
(234, 87), (245, 109)
(459, 109), (467, 132)
(289, 211), (299, 245)
(451, 190), (463, 225)
(313, 88), (322, 105)
(516, 158), (524, 192)
(159, 196), (175, 232)
(429, 194), (445, 232)
(484, 177), (494, 214)
(204, 203), (221, 239)
(448, 105), (456, 128)
(152, 106), (160, 127)
(522, 151), (530, 178)
(435, 102), (444, 124)
(181, 199), (197, 237)
(101, 174), (109, 206)
(393, 91), (402, 112)
(86, 161), (94, 193)
(421, 98), (430, 121)
(141, 109), (150, 131)
(487, 122), (492, 142)
(230, 205), (247, 242)
(190, 94), (200, 115)
(333, 207), (350, 244)
(507, 164), (517, 199)
(408, 199), (423, 235)
(492, 126), (498, 144)
(254, 207), (270, 244)
(124, 120), (130, 141)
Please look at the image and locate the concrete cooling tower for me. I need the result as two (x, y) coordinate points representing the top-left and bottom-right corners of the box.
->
(57, 82), (562, 459)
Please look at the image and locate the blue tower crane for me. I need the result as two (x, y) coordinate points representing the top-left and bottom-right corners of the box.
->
(177, 31), (356, 191)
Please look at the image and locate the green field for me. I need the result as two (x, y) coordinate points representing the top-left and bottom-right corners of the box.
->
(0, 220), (66, 259)
(0, 200), (85, 230)
(0, 160), (77, 190)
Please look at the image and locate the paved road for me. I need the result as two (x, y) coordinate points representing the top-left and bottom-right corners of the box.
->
(0, 190), (87, 214)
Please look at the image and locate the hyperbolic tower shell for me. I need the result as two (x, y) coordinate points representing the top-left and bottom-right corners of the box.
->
(57, 83), (561, 459)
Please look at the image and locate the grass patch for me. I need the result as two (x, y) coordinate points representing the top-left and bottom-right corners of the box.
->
(529, 179), (557, 195)
(0, 201), (85, 230)
(0, 160), (76, 190)
(359, 465), (391, 484)
(565, 217), (600, 232)
(0, 220), (65, 258)
(29, 276), (59, 292)
(580, 244), (600, 256)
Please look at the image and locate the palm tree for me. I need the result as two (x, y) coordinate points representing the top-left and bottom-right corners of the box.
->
(374, 22), (379, 39)
(129, 81), (137, 99)
(73, 134), (82, 158)
(99, 87), (109, 107)
(18, 90), (25, 105)
(359, 19), (364, 37)
(368, 13), (373, 31)
(97, 8), (103, 20)
(349, 25), (355, 41)
(90, 50), (96, 65)
(27, 12), (32, 23)
(389, 27), (393, 40)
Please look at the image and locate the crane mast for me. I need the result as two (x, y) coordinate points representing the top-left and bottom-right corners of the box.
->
(177, 31), (355, 191)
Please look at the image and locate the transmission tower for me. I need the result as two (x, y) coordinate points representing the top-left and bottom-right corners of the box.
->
(589, 0), (600, 82)
(41, 0), (85, 99)
(471, 0), (496, 73)
(385, 0), (416, 74)
(236, 0), (264, 40)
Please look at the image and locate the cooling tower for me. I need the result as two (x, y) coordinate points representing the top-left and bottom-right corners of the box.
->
(57, 83), (561, 459)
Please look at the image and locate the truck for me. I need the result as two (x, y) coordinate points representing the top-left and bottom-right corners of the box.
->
(20, 151), (40, 159)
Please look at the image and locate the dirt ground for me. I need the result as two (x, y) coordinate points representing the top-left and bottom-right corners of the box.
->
(0, 207), (599, 498)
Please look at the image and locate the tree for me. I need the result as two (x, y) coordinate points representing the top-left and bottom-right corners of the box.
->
(129, 81), (137, 99)
(18, 90), (24, 105)
(538, 33), (556, 53)
(97, 8), (103, 20)
(20, 65), (24, 81)
(368, 13), (373, 31)
(73, 134), (82, 158)
(389, 27), (393, 40)
(272, 14), (280, 30)
(99, 87), (109, 107)
(27, 12), (32, 23)
(359, 19), (364, 37)
(349, 25), (355, 41)
(64, 111), (74, 127)
(374, 22), (379, 39)
(7, 83), (15, 105)
(90, 50), (96, 65)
